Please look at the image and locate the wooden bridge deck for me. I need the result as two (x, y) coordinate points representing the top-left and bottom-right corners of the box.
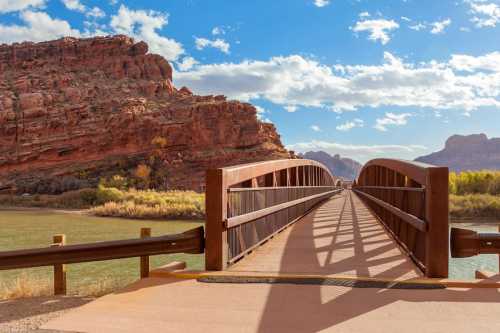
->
(229, 190), (422, 279)
(42, 190), (500, 333)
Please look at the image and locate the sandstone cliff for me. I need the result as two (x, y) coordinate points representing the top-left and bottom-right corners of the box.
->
(0, 36), (290, 193)
(298, 151), (361, 180)
(415, 134), (500, 171)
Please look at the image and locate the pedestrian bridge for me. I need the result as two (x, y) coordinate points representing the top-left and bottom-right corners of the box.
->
(43, 158), (500, 333)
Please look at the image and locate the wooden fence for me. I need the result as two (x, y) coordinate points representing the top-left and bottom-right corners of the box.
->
(0, 226), (204, 295)
(353, 159), (449, 278)
(205, 159), (341, 270)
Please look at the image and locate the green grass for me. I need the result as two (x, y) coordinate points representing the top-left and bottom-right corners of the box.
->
(0, 210), (204, 298)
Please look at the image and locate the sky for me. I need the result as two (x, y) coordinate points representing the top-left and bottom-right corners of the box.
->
(1, 0), (500, 162)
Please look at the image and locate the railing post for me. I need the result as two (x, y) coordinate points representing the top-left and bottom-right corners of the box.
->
(140, 228), (151, 278)
(52, 234), (66, 295)
(424, 167), (449, 278)
(206, 169), (228, 270)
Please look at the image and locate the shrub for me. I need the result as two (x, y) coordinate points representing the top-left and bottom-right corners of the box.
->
(95, 185), (124, 204)
(450, 194), (500, 219)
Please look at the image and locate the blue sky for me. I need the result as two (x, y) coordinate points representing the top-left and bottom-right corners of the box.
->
(1, 0), (500, 162)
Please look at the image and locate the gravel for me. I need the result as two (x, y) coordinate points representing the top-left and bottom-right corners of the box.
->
(0, 296), (94, 332)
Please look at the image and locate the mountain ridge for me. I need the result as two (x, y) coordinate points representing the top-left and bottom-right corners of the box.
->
(299, 151), (361, 180)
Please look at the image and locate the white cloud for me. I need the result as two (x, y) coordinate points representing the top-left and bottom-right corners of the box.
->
(336, 118), (364, 131)
(359, 12), (370, 18)
(0, 10), (80, 43)
(212, 26), (225, 35)
(468, 1), (500, 27)
(311, 125), (321, 132)
(176, 56), (199, 71)
(409, 23), (426, 31)
(175, 51), (500, 113)
(374, 112), (411, 131)
(287, 140), (427, 163)
(430, 18), (451, 34)
(0, 0), (45, 13)
(110, 5), (184, 61)
(284, 105), (298, 112)
(352, 19), (399, 45)
(255, 106), (272, 123)
(314, 0), (330, 7)
(61, 0), (105, 18)
(450, 52), (500, 72)
(195, 37), (230, 54)
(401, 16), (411, 22)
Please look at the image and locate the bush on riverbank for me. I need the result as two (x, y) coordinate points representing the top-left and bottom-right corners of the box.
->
(450, 193), (500, 219)
(91, 188), (205, 219)
(0, 188), (99, 209)
(449, 170), (500, 195)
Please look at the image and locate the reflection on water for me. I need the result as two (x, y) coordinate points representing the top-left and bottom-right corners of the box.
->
(449, 220), (500, 280)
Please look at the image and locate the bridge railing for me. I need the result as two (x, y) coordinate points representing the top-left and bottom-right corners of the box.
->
(205, 159), (342, 270)
(353, 159), (449, 278)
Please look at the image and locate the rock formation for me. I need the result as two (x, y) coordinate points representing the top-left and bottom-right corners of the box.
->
(0, 35), (291, 193)
(298, 151), (361, 180)
(415, 134), (500, 171)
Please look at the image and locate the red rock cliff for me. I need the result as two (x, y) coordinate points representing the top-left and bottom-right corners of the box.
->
(0, 35), (291, 193)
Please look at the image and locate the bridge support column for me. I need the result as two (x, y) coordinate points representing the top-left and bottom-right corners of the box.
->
(425, 167), (449, 278)
(205, 169), (228, 271)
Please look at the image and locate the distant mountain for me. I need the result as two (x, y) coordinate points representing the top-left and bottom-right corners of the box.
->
(415, 134), (500, 171)
(299, 151), (362, 180)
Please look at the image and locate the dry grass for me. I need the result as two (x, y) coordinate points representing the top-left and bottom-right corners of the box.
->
(450, 193), (500, 219)
(0, 273), (121, 300)
(91, 188), (205, 219)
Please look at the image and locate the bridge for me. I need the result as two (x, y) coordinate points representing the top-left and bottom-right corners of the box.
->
(28, 159), (500, 331)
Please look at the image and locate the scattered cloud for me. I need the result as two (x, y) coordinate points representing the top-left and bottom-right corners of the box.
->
(176, 56), (199, 71)
(175, 51), (500, 113)
(0, 0), (45, 13)
(314, 0), (330, 8)
(0, 10), (80, 43)
(359, 12), (370, 18)
(409, 23), (426, 31)
(374, 112), (411, 131)
(430, 18), (451, 34)
(110, 5), (184, 61)
(286, 140), (427, 163)
(311, 125), (321, 132)
(401, 16), (411, 22)
(284, 105), (298, 112)
(195, 37), (230, 54)
(212, 26), (225, 35)
(61, 0), (105, 18)
(336, 119), (364, 131)
(467, 1), (500, 28)
(255, 106), (272, 123)
(352, 19), (399, 45)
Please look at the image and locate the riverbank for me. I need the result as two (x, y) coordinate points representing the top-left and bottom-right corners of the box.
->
(0, 187), (205, 220)
(450, 194), (500, 219)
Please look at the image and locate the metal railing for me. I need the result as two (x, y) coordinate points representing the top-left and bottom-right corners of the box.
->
(0, 227), (205, 294)
(205, 159), (342, 270)
(353, 159), (449, 278)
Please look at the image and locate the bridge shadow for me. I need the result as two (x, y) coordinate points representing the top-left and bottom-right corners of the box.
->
(256, 191), (500, 332)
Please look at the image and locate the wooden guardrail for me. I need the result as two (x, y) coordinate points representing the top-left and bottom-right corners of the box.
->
(353, 159), (449, 278)
(205, 159), (342, 270)
(451, 227), (500, 258)
(0, 226), (205, 295)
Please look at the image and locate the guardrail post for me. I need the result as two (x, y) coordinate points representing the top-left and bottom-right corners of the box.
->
(140, 228), (151, 278)
(206, 169), (228, 270)
(425, 167), (449, 278)
(52, 234), (66, 295)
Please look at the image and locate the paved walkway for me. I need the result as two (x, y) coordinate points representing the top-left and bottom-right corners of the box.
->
(229, 191), (422, 279)
(42, 191), (500, 332)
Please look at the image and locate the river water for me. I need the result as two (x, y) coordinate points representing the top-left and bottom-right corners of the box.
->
(449, 221), (500, 279)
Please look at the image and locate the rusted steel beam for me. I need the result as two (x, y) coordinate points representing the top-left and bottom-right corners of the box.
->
(0, 227), (204, 271)
(226, 189), (342, 229)
(451, 228), (500, 258)
(353, 189), (427, 232)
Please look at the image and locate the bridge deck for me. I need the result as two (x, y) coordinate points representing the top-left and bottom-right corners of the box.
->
(229, 190), (422, 279)
(42, 190), (500, 333)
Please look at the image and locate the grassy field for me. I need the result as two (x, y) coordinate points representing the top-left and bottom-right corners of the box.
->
(0, 210), (204, 299)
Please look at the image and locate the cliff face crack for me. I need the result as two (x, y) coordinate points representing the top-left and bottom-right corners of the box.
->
(0, 35), (291, 193)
